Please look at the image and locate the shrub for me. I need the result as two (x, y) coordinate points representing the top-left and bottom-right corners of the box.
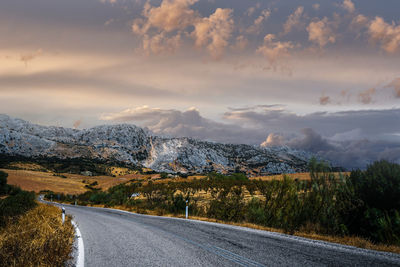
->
(0, 171), (7, 195)
(349, 160), (400, 244)
(0, 190), (37, 227)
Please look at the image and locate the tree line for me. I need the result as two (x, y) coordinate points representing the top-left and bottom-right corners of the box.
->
(47, 159), (400, 245)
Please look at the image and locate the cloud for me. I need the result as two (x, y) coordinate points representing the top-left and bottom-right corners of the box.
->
(20, 49), (43, 67)
(132, 0), (234, 59)
(307, 17), (336, 47)
(282, 6), (304, 35)
(132, 0), (199, 34)
(285, 129), (400, 169)
(192, 8), (234, 59)
(100, 0), (117, 4)
(142, 32), (182, 55)
(287, 128), (334, 153)
(256, 34), (294, 70)
(385, 78), (400, 98)
(319, 95), (331, 105)
(358, 88), (375, 104)
(351, 14), (368, 28)
(312, 4), (320, 11)
(246, 9), (271, 35)
(260, 133), (285, 147)
(100, 106), (265, 144)
(232, 35), (249, 51)
(341, 0), (355, 13)
(245, 3), (261, 17)
(368, 16), (400, 53)
(73, 119), (82, 129)
(224, 107), (400, 141)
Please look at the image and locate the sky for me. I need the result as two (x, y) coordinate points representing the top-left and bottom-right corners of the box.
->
(1, 0), (400, 168)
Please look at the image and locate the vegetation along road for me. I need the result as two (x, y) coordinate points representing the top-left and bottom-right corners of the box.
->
(51, 203), (400, 267)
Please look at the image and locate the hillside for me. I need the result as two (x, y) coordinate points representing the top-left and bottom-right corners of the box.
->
(0, 114), (313, 175)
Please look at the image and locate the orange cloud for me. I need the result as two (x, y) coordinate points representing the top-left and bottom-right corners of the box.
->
(282, 6), (304, 35)
(246, 9), (271, 35)
(256, 34), (294, 70)
(307, 17), (336, 48)
(192, 8), (234, 59)
(368, 16), (400, 54)
(341, 0), (355, 13)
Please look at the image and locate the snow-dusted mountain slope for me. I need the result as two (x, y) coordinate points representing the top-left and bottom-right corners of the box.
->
(0, 114), (312, 174)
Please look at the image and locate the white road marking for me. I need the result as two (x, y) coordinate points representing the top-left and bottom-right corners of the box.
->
(72, 220), (85, 267)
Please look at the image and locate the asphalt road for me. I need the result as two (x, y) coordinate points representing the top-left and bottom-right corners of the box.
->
(56, 204), (400, 267)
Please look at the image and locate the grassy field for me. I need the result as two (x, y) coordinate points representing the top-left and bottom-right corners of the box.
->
(1, 169), (130, 194)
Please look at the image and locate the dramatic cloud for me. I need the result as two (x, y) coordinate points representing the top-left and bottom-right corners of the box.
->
(307, 17), (336, 47)
(103, 106), (400, 169)
(282, 6), (304, 35)
(341, 0), (355, 13)
(192, 8), (234, 59)
(260, 133), (285, 147)
(132, 0), (234, 59)
(285, 129), (400, 169)
(100, 106), (264, 144)
(246, 9), (271, 35)
(132, 0), (198, 34)
(368, 16), (400, 53)
(256, 34), (294, 70)
(224, 107), (400, 141)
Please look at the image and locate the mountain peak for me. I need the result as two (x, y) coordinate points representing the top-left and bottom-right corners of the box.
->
(0, 114), (312, 175)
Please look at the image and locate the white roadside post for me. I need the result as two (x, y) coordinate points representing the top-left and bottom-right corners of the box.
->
(185, 200), (188, 219)
(62, 207), (65, 225)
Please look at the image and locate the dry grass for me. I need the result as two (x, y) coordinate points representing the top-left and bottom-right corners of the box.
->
(1, 169), (130, 194)
(0, 204), (75, 267)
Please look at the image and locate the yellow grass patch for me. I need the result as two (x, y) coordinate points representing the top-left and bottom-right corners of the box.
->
(1, 169), (129, 194)
(0, 204), (75, 266)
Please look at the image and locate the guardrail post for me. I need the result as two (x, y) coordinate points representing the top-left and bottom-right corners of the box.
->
(62, 207), (65, 224)
(185, 200), (188, 219)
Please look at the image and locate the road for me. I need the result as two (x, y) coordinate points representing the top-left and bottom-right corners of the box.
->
(56, 204), (400, 267)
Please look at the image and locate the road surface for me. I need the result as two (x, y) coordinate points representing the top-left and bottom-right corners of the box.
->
(54, 203), (400, 267)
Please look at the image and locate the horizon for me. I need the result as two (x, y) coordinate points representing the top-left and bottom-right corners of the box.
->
(1, 0), (400, 169)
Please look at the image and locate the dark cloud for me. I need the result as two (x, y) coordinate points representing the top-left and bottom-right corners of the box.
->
(224, 108), (400, 140)
(101, 106), (266, 144)
(283, 128), (400, 169)
(102, 106), (400, 169)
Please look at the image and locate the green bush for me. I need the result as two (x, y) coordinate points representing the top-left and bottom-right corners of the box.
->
(0, 190), (37, 226)
(349, 160), (400, 244)
(0, 171), (8, 195)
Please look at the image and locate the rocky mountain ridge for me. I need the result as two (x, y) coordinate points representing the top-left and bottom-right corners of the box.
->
(0, 114), (313, 175)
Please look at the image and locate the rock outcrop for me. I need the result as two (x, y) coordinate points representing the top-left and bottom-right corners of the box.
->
(0, 114), (313, 175)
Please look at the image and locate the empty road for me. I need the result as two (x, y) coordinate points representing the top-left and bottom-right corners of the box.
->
(55, 204), (400, 267)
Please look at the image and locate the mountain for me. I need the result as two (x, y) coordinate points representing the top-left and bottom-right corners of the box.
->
(0, 114), (313, 175)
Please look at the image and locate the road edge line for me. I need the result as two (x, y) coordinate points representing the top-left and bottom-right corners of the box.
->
(71, 220), (85, 267)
